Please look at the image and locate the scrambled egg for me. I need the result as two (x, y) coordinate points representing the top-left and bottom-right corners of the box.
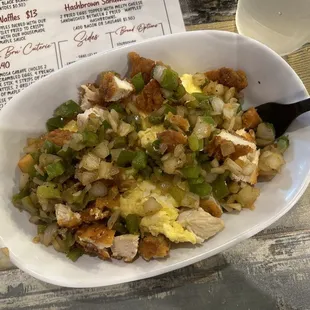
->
(120, 181), (198, 244)
(180, 74), (202, 94)
(137, 125), (165, 148)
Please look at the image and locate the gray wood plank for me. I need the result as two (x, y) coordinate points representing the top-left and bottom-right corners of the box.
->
(180, 0), (238, 25)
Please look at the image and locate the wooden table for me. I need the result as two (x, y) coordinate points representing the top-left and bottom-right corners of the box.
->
(1, 1), (310, 309)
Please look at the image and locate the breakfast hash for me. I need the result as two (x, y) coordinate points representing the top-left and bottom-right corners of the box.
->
(12, 52), (289, 263)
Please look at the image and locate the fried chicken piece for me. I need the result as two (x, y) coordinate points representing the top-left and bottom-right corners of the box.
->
(242, 107), (262, 129)
(111, 234), (139, 262)
(200, 198), (223, 218)
(80, 83), (102, 110)
(178, 208), (224, 242)
(157, 130), (187, 152)
(40, 129), (73, 147)
(76, 224), (115, 260)
(80, 205), (110, 223)
(95, 196), (120, 209)
(207, 136), (253, 161)
(55, 204), (82, 228)
(235, 128), (256, 143)
(166, 112), (190, 132)
(205, 67), (248, 91)
(135, 79), (164, 113)
(128, 52), (156, 83)
(138, 235), (170, 261)
(100, 72), (133, 102)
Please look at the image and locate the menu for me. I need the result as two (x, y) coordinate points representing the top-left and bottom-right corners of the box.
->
(0, 0), (185, 110)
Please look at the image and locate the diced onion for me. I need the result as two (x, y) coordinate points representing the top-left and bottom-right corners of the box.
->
(89, 181), (108, 198)
(43, 222), (58, 246)
(98, 161), (119, 180)
(211, 97), (224, 114)
(93, 141), (110, 159)
(211, 158), (219, 168)
(224, 158), (243, 175)
(111, 149), (122, 162)
(79, 153), (100, 171)
(211, 167), (226, 174)
(143, 197), (162, 215)
(107, 209), (121, 229)
(19, 173), (29, 190)
(153, 65), (166, 82)
(225, 203), (242, 211)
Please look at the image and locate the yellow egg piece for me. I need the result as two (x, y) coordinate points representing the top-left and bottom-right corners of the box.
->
(120, 180), (176, 217)
(62, 120), (78, 132)
(140, 207), (197, 244)
(180, 74), (202, 94)
(137, 125), (165, 148)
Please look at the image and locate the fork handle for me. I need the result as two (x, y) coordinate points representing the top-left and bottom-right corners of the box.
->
(295, 97), (310, 117)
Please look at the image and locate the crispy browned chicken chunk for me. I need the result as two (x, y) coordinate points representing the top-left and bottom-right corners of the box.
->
(205, 67), (248, 91)
(40, 129), (72, 147)
(55, 204), (82, 228)
(100, 72), (133, 102)
(242, 107), (262, 129)
(157, 130), (188, 151)
(80, 205), (110, 223)
(128, 52), (156, 83)
(207, 135), (252, 161)
(200, 199), (223, 218)
(135, 79), (164, 113)
(138, 235), (170, 261)
(95, 196), (120, 209)
(76, 224), (115, 260)
(166, 112), (190, 132)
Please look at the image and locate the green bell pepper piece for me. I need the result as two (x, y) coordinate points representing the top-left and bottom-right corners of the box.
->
(170, 186), (185, 204)
(188, 134), (203, 152)
(192, 92), (210, 102)
(148, 114), (164, 125)
(45, 161), (65, 181)
(188, 176), (205, 185)
(46, 116), (65, 132)
(42, 140), (61, 155)
(117, 150), (136, 167)
(114, 136), (127, 148)
(202, 116), (215, 125)
(160, 68), (179, 91)
(164, 102), (177, 115)
(37, 224), (47, 234)
(113, 221), (128, 234)
(212, 177), (229, 200)
(21, 196), (38, 215)
(125, 214), (141, 235)
(131, 72), (145, 92)
(54, 100), (82, 119)
(66, 247), (84, 262)
(37, 183), (61, 199)
(132, 151), (147, 170)
(277, 135), (289, 153)
(174, 84), (186, 99)
(189, 182), (212, 197)
(109, 103), (125, 114)
(82, 131), (98, 147)
(181, 165), (201, 179)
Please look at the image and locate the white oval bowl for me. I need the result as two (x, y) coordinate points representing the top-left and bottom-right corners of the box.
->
(0, 30), (309, 288)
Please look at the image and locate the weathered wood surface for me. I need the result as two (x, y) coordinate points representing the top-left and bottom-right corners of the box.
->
(1, 2), (310, 309)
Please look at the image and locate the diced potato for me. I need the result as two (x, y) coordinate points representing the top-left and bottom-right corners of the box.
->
(18, 154), (35, 173)
(236, 185), (260, 208)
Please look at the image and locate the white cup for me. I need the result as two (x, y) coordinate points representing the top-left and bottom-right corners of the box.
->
(236, 0), (310, 56)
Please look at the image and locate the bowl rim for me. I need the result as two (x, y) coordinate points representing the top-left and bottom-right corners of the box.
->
(1, 30), (309, 288)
